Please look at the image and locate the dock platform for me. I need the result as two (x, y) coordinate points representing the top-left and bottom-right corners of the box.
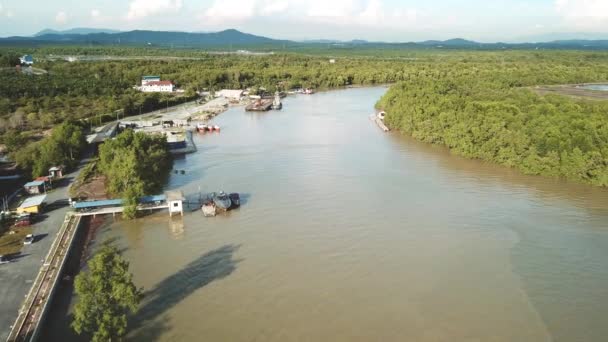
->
(245, 99), (273, 112)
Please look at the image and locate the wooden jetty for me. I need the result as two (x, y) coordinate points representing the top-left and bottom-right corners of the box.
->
(246, 99), (273, 112)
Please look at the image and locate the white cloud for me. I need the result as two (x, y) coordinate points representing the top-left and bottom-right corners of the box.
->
(203, 0), (256, 19)
(91, 9), (100, 18)
(306, 0), (357, 17)
(195, 0), (423, 33)
(127, 0), (183, 20)
(555, 0), (608, 29)
(260, 0), (289, 15)
(55, 11), (68, 24)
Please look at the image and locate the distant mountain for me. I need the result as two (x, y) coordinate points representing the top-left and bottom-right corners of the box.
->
(34, 28), (121, 36)
(516, 32), (608, 43)
(419, 38), (480, 47)
(3, 29), (608, 50)
(5, 29), (287, 47)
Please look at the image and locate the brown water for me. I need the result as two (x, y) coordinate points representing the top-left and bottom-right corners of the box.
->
(46, 87), (608, 341)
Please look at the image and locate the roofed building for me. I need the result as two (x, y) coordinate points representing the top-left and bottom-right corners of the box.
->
(17, 194), (46, 214)
(24, 180), (46, 195)
(20, 55), (34, 65)
(141, 80), (174, 93)
(141, 75), (161, 86)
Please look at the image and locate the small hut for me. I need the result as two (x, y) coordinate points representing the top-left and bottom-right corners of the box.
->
(166, 190), (185, 217)
(24, 180), (45, 195)
(49, 166), (64, 179)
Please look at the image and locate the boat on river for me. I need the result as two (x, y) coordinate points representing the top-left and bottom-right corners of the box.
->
(272, 92), (282, 110)
(196, 123), (220, 132)
(213, 192), (232, 211)
(229, 193), (240, 209)
(201, 200), (216, 217)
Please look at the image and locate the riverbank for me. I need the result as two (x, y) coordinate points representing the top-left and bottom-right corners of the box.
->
(40, 87), (608, 342)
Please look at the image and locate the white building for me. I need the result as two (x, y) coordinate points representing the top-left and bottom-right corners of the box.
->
(20, 55), (34, 65)
(141, 81), (174, 93)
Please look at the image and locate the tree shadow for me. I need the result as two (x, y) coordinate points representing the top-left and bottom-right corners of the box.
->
(34, 233), (48, 243)
(129, 244), (242, 340)
(5, 252), (29, 261)
(43, 199), (69, 213)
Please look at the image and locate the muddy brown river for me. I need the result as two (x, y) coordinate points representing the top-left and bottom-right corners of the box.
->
(43, 87), (608, 341)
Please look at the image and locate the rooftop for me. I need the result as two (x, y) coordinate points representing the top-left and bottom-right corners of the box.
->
(24, 180), (45, 187)
(144, 81), (173, 86)
(19, 195), (46, 208)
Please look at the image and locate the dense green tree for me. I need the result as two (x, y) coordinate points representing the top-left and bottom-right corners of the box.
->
(9, 121), (87, 177)
(72, 242), (143, 342)
(98, 129), (172, 218)
(378, 62), (608, 186)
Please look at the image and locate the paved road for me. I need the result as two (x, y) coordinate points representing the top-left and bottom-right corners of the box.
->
(0, 163), (84, 341)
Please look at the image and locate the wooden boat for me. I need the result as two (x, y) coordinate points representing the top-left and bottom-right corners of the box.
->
(196, 123), (221, 132)
(202, 200), (216, 217)
(213, 192), (232, 211)
(229, 193), (240, 208)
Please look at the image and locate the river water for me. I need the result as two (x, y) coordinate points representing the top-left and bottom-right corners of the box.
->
(45, 87), (608, 341)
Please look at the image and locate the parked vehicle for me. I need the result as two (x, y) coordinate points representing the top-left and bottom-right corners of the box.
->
(13, 218), (31, 227)
(23, 234), (35, 245)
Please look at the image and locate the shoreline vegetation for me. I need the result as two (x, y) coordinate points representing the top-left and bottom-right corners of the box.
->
(2, 47), (608, 187)
(377, 53), (608, 187)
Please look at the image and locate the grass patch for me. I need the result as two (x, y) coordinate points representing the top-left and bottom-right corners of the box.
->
(0, 226), (33, 255)
(70, 159), (98, 198)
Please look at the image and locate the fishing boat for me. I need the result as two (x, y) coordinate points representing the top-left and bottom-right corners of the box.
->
(201, 200), (216, 217)
(229, 193), (240, 208)
(196, 123), (221, 132)
(213, 191), (232, 211)
(272, 92), (282, 110)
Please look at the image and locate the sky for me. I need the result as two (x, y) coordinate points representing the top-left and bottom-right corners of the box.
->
(0, 0), (607, 42)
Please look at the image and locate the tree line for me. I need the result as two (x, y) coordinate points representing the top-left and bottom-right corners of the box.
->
(377, 53), (608, 186)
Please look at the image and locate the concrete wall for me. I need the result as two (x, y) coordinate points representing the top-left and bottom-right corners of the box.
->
(30, 215), (83, 342)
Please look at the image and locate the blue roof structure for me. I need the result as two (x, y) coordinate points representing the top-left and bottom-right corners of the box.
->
(73, 199), (123, 209)
(24, 181), (44, 187)
(19, 195), (46, 208)
(140, 195), (166, 203)
(73, 194), (166, 209)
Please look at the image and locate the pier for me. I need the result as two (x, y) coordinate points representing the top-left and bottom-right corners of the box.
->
(245, 99), (273, 112)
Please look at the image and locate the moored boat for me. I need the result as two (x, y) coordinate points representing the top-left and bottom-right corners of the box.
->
(229, 193), (240, 208)
(213, 191), (232, 210)
(201, 200), (216, 217)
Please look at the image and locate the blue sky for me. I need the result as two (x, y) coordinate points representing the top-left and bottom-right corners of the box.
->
(1, 0), (607, 41)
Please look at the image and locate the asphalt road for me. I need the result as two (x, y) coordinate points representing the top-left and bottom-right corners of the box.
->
(0, 164), (83, 341)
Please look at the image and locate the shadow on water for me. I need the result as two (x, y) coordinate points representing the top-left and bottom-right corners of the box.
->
(129, 244), (242, 341)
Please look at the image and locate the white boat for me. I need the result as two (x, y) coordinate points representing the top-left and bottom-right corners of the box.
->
(202, 200), (216, 217)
